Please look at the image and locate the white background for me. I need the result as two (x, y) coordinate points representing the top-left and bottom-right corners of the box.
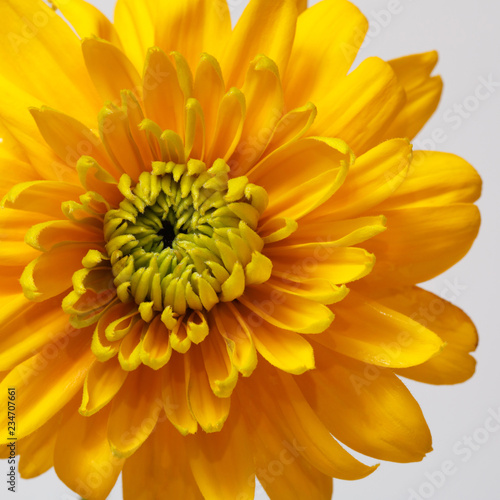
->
(6, 0), (500, 499)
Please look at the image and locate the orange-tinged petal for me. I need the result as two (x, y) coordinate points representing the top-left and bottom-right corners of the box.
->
(310, 57), (405, 155)
(310, 139), (412, 220)
(221, 0), (297, 89)
(245, 366), (378, 480)
(0, 297), (70, 371)
(285, 0), (368, 108)
(377, 286), (479, 384)
(248, 137), (352, 221)
(377, 151), (482, 210)
(82, 38), (142, 104)
(0, 208), (49, 266)
(162, 352), (198, 435)
(122, 416), (204, 500)
(213, 303), (258, 378)
(281, 215), (387, 248)
(242, 386), (333, 500)
(0, 330), (94, 442)
(299, 348), (433, 462)
(248, 318), (315, 375)
(239, 282), (334, 334)
(363, 204), (481, 285)
(200, 327), (238, 398)
(139, 315), (173, 369)
(321, 291), (444, 368)
(107, 365), (163, 458)
(186, 347), (230, 432)
(18, 410), (62, 478)
(25, 219), (103, 252)
(187, 403), (255, 500)
(80, 357), (128, 416)
(154, 0), (231, 71)
(54, 402), (124, 500)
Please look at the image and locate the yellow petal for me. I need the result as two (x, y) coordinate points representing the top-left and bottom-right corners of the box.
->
(0, 0), (100, 126)
(0, 331), (94, 442)
(229, 55), (284, 176)
(221, 0), (297, 88)
(114, 0), (157, 71)
(310, 139), (412, 220)
(20, 243), (97, 301)
(80, 357), (128, 416)
(122, 416), (204, 500)
(143, 47), (186, 137)
(98, 103), (144, 181)
(377, 151), (482, 210)
(155, 0), (231, 71)
(2, 180), (83, 217)
(322, 291), (444, 368)
(205, 88), (246, 165)
(310, 57), (405, 155)
(239, 282), (335, 334)
(107, 365), (163, 458)
(284, 0), (368, 108)
(0, 118), (40, 196)
(267, 245), (376, 285)
(82, 37), (142, 103)
(187, 405), (255, 500)
(384, 51), (442, 140)
(30, 106), (117, 176)
(363, 204), (481, 285)
(377, 286), (478, 384)
(54, 402), (124, 500)
(262, 101), (317, 156)
(248, 137), (352, 221)
(53, 0), (122, 47)
(299, 348), (433, 462)
(193, 53), (225, 156)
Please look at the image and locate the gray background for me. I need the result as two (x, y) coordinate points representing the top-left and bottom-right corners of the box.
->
(4, 0), (499, 498)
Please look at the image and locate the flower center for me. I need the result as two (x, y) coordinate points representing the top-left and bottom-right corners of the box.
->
(103, 159), (272, 323)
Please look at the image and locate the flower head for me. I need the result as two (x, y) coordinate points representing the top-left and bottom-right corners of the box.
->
(0, 0), (481, 499)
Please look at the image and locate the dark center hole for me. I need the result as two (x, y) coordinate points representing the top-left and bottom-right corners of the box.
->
(158, 221), (177, 248)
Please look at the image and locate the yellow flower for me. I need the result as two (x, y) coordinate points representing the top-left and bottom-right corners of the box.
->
(0, 0), (481, 499)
